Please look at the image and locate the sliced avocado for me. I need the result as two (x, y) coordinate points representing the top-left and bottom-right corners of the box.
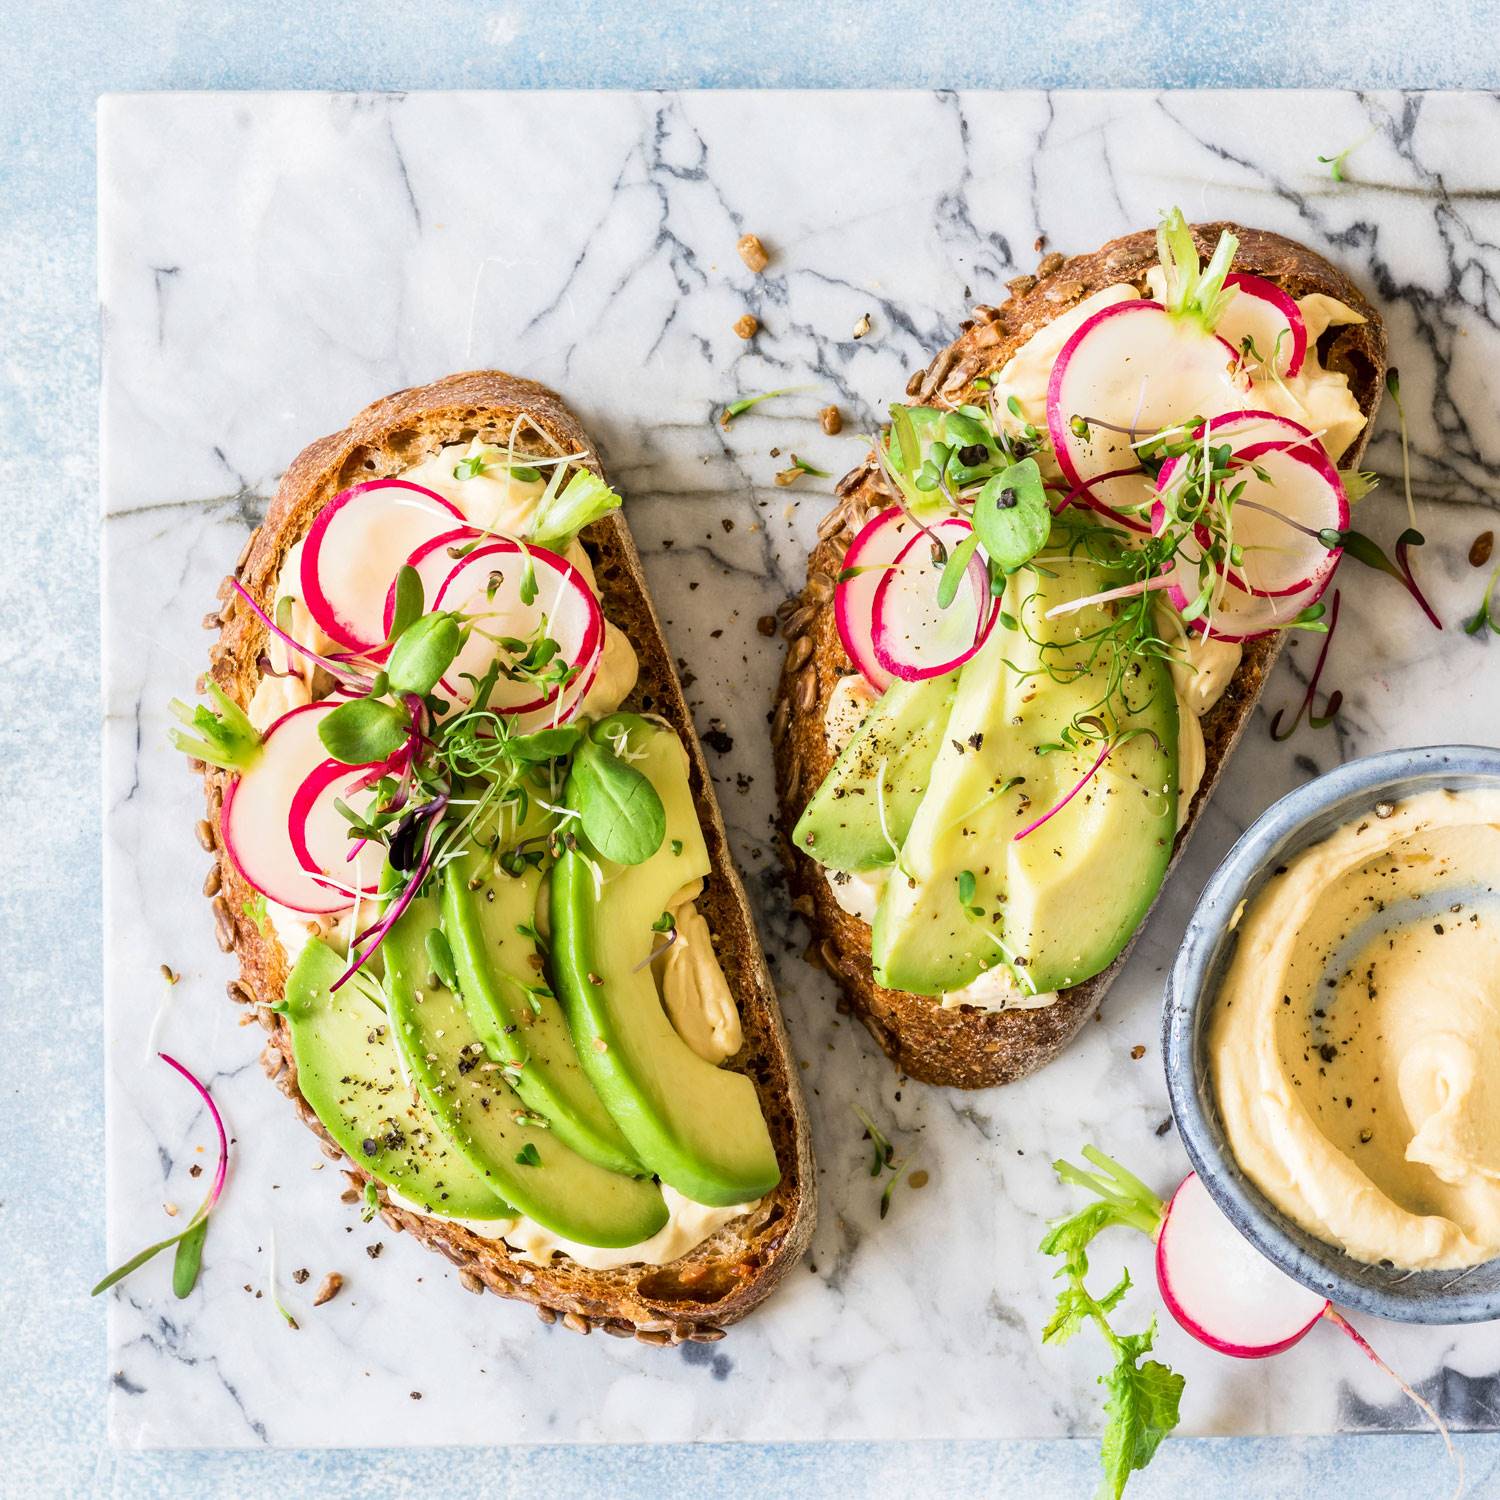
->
(441, 853), (642, 1177)
(282, 939), (509, 1219)
(871, 542), (1178, 995)
(550, 720), (780, 1207)
(792, 672), (957, 872)
(383, 894), (669, 1248)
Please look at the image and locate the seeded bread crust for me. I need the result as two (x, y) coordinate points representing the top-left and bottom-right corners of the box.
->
(198, 371), (815, 1343)
(773, 223), (1387, 1090)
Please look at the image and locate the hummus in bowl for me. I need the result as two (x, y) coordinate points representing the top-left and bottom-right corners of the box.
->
(1164, 746), (1500, 1323)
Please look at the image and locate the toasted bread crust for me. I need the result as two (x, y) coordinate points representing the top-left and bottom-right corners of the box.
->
(773, 223), (1387, 1090)
(199, 371), (815, 1342)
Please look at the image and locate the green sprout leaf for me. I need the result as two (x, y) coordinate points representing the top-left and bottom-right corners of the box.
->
(718, 387), (799, 427)
(973, 458), (1049, 572)
(172, 1216), (209, 1299)
(936, 530), (983, 610)
(1465, 563), (1500, 637)
(1039, 1147), (1178, 1500)
(318, 697), (409, 766)
(454, 452), (488, 480)
(531, 470), (623, 548)
(360, 1180), (380, 1223)
(514, 1142), (542, 1167)
(242, 894), (269, 935)
(1155, 207), (1239, 332)
(386, 564), (425, 645)
(569, 733), (666, 866)
(386, 612), (463, 697)
(168, 682), (263, 772)
(1317, 127), (1376, 183)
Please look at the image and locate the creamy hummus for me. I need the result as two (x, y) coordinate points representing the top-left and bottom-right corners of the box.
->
(1210, 787), (1500, 1270)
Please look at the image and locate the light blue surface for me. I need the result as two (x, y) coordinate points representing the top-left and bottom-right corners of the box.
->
(3, 2), (1497, 1496)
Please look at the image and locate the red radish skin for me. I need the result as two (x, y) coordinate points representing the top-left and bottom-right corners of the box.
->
(1196, 408), (1319, 452)
(870, 517), (995, 682)
(287, 757), (389, 901)
(432, 539), (603, 714)
(1046, 300), (1248, 499)
(221, 703), (369, 914)
(1060, 467), (1156, 533)
(300, 479), (464, 653)
(1155, 1172), (1327, 1358)
(834, 507), (917, 692)
(1219, 273), (1307, 378)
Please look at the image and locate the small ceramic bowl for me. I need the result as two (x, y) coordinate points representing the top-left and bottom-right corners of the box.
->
(1163, 744), (1500, 1324)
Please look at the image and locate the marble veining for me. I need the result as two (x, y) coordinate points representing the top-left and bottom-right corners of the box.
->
(100, 89), (1500, 1449)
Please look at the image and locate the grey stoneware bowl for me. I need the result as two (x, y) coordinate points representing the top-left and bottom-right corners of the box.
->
(1163, 744), (1500, 1324)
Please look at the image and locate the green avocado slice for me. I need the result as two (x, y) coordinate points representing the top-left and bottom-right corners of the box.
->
(792, 672), (958, 872)
(550, 721), (780, 1207)
(282, 939), (510, 1220)
(440, 855), (643, 1177)
(872, 542), (1178, 995)
(383, 894), (669, 1248)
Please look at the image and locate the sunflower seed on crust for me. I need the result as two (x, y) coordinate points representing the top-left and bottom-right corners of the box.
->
(203, 863), (222, 897)
(771, 698), (791, 747)
(794, 666), (818, 714)
(804, 571), (834, 605)
(563, 1312), (591, 1335)
(786, 635), (814, 672)
(195, 818), (216, 851)
(458, 1271), (485, 1295)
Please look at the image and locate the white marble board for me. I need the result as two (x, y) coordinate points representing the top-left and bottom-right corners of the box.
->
(100, 90), (1500, 1448)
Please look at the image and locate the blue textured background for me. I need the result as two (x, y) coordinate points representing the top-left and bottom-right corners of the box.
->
(4, 3), (1496, 1495)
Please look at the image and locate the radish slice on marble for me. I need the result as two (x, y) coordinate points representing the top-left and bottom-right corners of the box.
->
(433, 540), (602, 714)
(1155, 1172), (1327, 1358)
(834, 507), (918, 692)
(1047, 300), (1248, 496)
(220, 703), (378, 914)
(287, 757), (389, 902)
(301, 480), (464, 653)
(1218, 273), (1307, 378)
(870, 517), (994, 682)
(382, 526), (485, 641)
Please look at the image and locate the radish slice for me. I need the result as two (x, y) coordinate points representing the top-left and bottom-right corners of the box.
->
(300, 480), (464, 653)
(288, 758), (389, 901)
(221, 703), (379, 914)
(870, 517), (994, 682)
(1215, 439), (1347, 597)
(834, 507), (918, 692)
(1047, 300), (1249, 496)
(1156, 1172), (1328, 1358)
(1154, 438), (1345, 601)
(382, 525), (485, 641)
(432, 540), (603, 713)
(1218, 274), (1307, 379)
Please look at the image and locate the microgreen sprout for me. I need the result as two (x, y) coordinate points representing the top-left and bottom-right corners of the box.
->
(242, 894), (269, 935)
(718, 387), (800, 428)
(1384, 368), (1418, 528)
(1270, 589), (1344, 741)
(1464, 564), (1500, 638)
(1317, 127), (1377, 183)
(93, 1053), (228, 1300)
(169, 682), (263, 771)
(775, 454), (831, 486)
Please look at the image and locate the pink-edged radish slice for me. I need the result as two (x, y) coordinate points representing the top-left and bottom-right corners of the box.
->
(1154, 439), (1345, 600)
(433, 540), (603, 714)
(287, 757), (389, 902)
(301, 479), (465, 653)
(220, 702), (379, 914)
(1218, 273), (1307, 379)
(382, 525), (485, 640)
(1156, 1172), (1327, 1358)
(870, 517), (995, 682)
(834, 507), (918, 692)
(1215, 439), (1347, 597)
(1046, 300), (1249, 496)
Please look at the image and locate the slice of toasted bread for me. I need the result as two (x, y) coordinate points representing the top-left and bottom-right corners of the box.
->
(198, 371), (815, 1343)
(773, 223), (1387, 1090)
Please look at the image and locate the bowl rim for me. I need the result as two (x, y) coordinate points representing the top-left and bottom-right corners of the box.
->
(1163, 743), (1500, 1324)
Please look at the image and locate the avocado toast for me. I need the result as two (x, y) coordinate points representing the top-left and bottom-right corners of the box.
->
(193, 371), (814, 1342)
(774, 220), (1387, 1090)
